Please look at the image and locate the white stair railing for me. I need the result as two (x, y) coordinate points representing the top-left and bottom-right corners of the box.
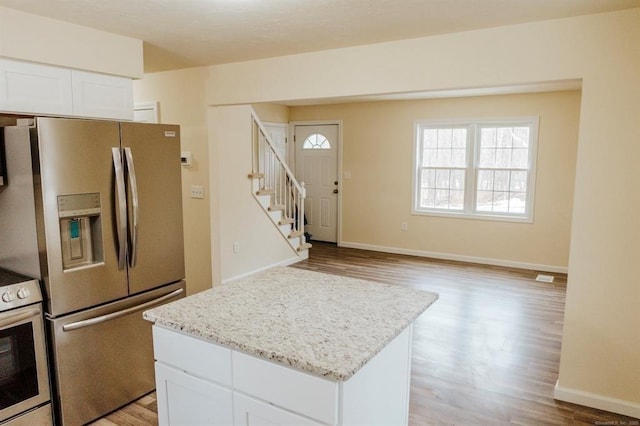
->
(249, 110), (307, 247)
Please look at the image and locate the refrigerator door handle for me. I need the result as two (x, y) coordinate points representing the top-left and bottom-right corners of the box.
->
(124, 147), (139, 268)
(112, 147), (127, 270)
(61, 288), (185, 332)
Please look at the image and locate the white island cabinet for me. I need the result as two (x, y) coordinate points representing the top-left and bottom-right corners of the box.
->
(153, 325), (412, 425)
(145, 267), (438, 426)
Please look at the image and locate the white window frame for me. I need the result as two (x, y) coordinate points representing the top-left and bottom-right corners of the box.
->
(412, 116), (539, 223)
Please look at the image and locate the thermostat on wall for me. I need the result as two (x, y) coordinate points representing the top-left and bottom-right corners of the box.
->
(181, 152), (193, 167)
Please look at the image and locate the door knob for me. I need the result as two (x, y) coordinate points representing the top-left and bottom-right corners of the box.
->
(333, 189), (339, 194)
(334, 181), (339, 185)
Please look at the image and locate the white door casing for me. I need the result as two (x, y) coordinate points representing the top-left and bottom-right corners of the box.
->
(294, 124), (339, 243)
(263, 122), (288, 163)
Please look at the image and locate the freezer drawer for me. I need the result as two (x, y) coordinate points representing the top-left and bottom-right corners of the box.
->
(47, 281), (185, 426)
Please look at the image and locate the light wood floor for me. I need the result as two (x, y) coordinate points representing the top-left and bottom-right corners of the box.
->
(93, 242), (639, 425)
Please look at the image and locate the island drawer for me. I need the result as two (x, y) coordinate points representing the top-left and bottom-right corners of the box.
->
(234, 393), (324, 426)
(232, 351), (338, 424)
(153, 325), (232, 386)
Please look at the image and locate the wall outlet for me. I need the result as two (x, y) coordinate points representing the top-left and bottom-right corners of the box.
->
(233, 241), (240, 254)
(401, 222), (408, 231)
(190, 185), (205, 199)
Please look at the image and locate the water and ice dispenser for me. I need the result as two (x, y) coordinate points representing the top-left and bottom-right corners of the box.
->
(57, 193), (104, 270)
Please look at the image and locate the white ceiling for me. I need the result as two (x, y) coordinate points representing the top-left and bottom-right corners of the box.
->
(0, 0), (639, 73)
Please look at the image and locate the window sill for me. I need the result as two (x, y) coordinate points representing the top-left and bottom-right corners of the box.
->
(411, 209), (533, 224)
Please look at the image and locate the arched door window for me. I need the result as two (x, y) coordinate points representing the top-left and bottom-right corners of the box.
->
(302, 133), (331, 149)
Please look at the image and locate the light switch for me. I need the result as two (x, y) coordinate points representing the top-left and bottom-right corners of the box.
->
(190, 185), (205, 199)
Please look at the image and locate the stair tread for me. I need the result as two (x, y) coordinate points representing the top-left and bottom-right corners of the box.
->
(289, 230), (303, 238)
(248, 172), (264, 179)
(268, 204), (285, 211)
(279, 218), (295, 225)
(256, 189), (274, 195)
(297, 243), (312, 251)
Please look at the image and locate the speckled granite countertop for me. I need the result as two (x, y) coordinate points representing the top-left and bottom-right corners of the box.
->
(143, 266), (438, 381)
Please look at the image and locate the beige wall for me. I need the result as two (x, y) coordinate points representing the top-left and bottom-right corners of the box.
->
(133, 77), (298, 287)
(290, 91), (580, 271)
(252, 103), (289, 123)
(0, 6), (142, 78)
(133, 67), (212, 294)
(209, 105), (300, 282)
(204, 9), (640, 417)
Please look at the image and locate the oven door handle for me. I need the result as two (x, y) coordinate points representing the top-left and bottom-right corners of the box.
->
(0, 307), (41, 329)
(62, 288), (184, 332)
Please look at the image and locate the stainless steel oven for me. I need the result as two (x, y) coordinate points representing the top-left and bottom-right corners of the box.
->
(0, 268), (51, 425)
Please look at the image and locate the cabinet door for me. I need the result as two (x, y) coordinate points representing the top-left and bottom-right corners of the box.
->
(233, 393), (324, 426)
(0, 58), (73, 115)
(71, 70), (133, 120)
(155, 362), (233, 426)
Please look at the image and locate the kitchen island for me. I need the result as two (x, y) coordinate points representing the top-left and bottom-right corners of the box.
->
(143, 266), (438, 425)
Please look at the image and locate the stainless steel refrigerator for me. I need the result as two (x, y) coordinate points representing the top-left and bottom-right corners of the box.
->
(0, 117), (186, 425)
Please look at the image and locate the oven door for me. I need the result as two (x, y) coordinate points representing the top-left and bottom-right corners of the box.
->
(0, 304), (50, 422)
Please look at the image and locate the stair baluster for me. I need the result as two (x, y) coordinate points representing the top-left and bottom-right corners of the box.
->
(249, 110), (310, 254)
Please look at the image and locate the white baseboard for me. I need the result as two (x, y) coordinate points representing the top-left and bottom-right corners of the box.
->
(554, 380), (640, 419)
(338, 241), (568, 274)
(221, 255), (302, 285)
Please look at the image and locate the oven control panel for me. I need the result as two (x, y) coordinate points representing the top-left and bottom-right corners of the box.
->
(0, 269), (42, 311)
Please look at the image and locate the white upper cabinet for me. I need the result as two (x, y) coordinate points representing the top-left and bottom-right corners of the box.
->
(72, 70), (133, 120)
(0, 58), (133, 120)
(0, 58), (73, 115)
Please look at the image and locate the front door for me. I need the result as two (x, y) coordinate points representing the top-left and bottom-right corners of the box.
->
(294, 124), (339, 243)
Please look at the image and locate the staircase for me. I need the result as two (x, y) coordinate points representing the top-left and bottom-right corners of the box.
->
(248, 110), (311, 258)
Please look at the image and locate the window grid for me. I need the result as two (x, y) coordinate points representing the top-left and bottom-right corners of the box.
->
(475, 168), (528, 214)
(414, 118), (538, 221)
(475, 125), (530, 214)
(419, 167), (466, 210)
(417, 127), (468, 211)
(302, 133), (331, 150)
